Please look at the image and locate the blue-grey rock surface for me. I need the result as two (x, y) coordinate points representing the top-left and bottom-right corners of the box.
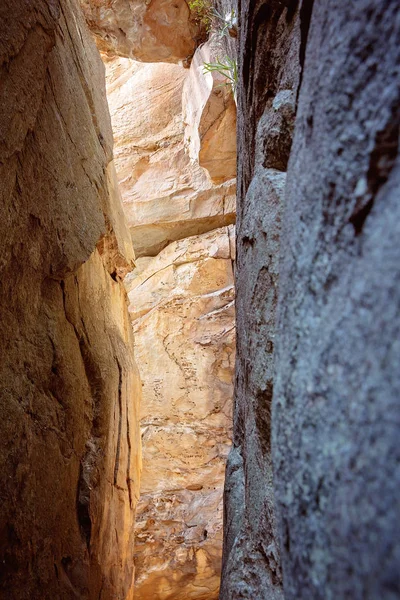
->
(220, 1), (300, 598)
(222, 0), (400, 598)
(273, 1), (400, 598)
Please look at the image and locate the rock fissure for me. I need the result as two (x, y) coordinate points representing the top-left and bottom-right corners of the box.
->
(90, 20), (237, 594)
(113, 359), (123, 487)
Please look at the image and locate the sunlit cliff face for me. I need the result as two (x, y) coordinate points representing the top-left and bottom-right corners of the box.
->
(80, 0), (199, 62)
(0, 2), (141, 598)
(101, 30), (237, 596)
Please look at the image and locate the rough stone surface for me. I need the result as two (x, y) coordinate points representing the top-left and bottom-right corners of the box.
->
(219, 1), (299, 598)
(105, 56), (236, 257)
(102, 31), (237, 595)
(80, 0), (199, 63)
(128, 226), (235, 599)
(0, 1), (141, 598)
(273, 2), (400, 599)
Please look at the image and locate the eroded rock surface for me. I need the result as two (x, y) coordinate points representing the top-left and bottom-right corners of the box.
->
(183, 36), (237, 183)
(80, 0), (199, 63)
(0, 1), (141, 598)
(273, 2), (400, 598)
(105, 56), (236, 257)
(128, 226), (235, 599)
(220, 2), (299, 599)
(101, 11), (238, 598)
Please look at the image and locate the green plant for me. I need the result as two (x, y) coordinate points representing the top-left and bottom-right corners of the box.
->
(203, 56), (238, 99)
(211, 8), (238, 38)
(188, 0), (213, 31)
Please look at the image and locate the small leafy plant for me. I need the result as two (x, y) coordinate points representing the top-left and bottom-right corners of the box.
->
(211, 8), (238, 38)
(203, 56), (238, 99)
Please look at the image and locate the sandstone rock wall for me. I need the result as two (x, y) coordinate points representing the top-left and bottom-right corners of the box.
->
(128, 226), (235, 599)
(183, 36), (237, 184)
(0, 1), (141, 598)
(105, 55), (236, 258)
(273, 1), (400, 598)
(104, 41), (237, 599)
(80, 0), (199, 63)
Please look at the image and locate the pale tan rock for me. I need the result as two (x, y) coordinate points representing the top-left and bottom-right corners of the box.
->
(97, 159), (136, 278)
(63, 248), (142, 600)
(80, 0), (199, 63)
(102, 34), (236, 599)
(105, 56), (236, 257)
(124, 257), (155, 292)
(183, 37), (237, 183)
(128, 226), (235, 599)
(0, 1), (141, 598)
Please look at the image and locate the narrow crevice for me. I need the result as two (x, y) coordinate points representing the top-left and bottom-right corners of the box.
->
(350, 101), (400, 235)
(114, 359), (123, 486)
(296, 0), (315, 107)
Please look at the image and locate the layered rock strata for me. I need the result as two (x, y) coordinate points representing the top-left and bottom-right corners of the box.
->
(104, 44), (237, 599)
(128, 226), (235, 599)
(0, 1), (141, 598)
(105, 56), (236, 258)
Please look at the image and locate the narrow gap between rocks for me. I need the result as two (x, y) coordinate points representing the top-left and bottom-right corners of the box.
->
(92, 2), (238, 597)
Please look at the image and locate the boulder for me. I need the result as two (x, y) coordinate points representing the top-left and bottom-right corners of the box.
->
(80, 0), (199, 62)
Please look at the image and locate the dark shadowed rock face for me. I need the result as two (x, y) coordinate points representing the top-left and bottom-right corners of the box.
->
(222, 0), (400, 598)
(0, 1), (141, 599)
(273, 1), (400, 599)
(220, 1), (300, 598)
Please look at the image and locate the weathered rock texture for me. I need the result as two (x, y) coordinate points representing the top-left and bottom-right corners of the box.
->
(0, 1), (141, 598)
(220, 2), (299, 598)
(183, 36), (237, 183)
(80, 0), (199, 63)
(105, 56), (236, 258)
(222, 0), (400, 599)
(128, 226), (235, 599)
(103, 35), (237, 598)
(273, 1), (400, 598)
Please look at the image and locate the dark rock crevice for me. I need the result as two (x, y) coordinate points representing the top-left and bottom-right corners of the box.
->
(220, 0), (300, 596)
